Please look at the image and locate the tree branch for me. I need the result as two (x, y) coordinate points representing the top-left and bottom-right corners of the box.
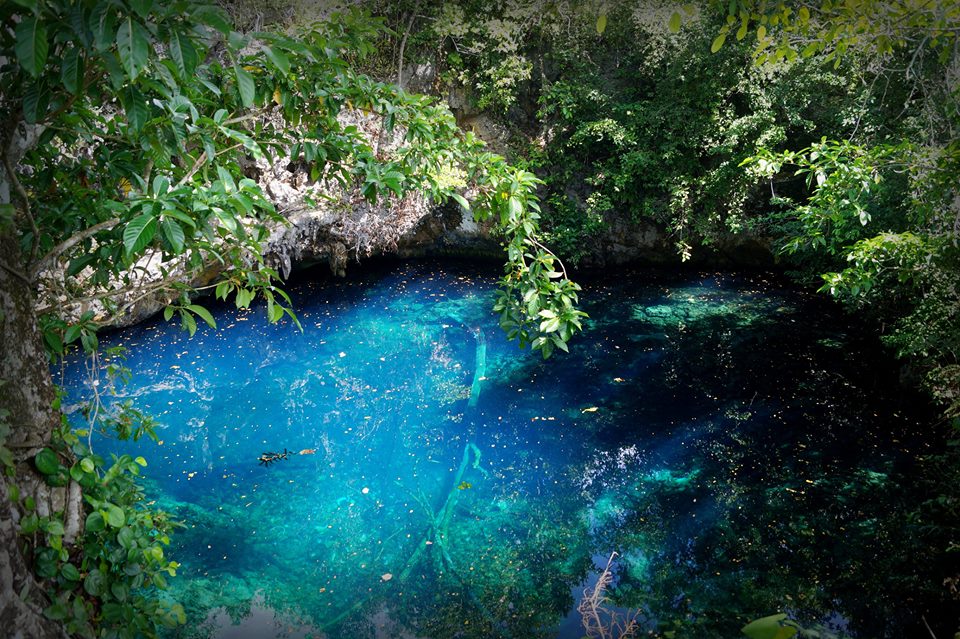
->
(175, 152), (207, 187)
(1, 152), (40, 264)
(31, 217), (120, 280)
(0, 257), (32, 286)
(396, 1), (421, 89)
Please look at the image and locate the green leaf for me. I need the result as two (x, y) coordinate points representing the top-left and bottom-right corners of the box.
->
(181, 310), (197, 336)
(507, 196), (522, 221)
(668, 12), (682, 33)
(596, 12), (607, 35)
(22, 80), (49, 124)
(264, 46), (290, 74)
(110, 581), (129, 602)
(116, 17), (150, 80)
(134, 456), (147, 467)
(45, 519), (65, 536)
(168, 30), (199, 78)
(186, 304), (216, 328)
(90, 3), (117, 52)
(120, 84), (149, 133)
(85, 511), (105, 532)
(161, 218), (185, 253)
(84, 569), (105, 596)
(61, 563), (81, 582)
(122, 213), (157, 255)
(130, 0), (153, 18)
(64, 324), (82, 344)
(192, 6), (232, 34)
(34, 448), (60, 475)
(234, 65), (255, 108)
(44, 330), (64, 355)
(117, 526), (135, 549)
(80, 457), (95, 473)
(450, 193), (470, 211)
(60, 47), (84, 95)
(711, 33), (727, 53)
(741, 614), (799, 639)
(104, 504), (125, 528)
(15, 17), (49, 77)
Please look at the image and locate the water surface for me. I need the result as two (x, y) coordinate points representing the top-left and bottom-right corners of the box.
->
(63, 260), (944, 638)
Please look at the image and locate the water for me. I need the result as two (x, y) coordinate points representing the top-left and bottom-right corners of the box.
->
(61, 259), (949, 639)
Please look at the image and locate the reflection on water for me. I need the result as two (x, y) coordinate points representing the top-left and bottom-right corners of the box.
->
(63, 260), (947, 638)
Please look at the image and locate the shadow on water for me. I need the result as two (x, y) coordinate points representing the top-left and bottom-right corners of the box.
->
(62, 259), (955, 638)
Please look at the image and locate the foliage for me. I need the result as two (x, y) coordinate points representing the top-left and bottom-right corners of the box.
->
(371, 1), (881, 265)
(694, 0), (959, 66)
(22, 433), (184, 638)
(729, 3), (960, 418)
(5, 348), (183, 638)
(1, 0), (583, 358)
(0, 1), (588, 637)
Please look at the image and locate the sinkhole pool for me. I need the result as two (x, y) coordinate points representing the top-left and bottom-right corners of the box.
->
(62, 259), (949, 639)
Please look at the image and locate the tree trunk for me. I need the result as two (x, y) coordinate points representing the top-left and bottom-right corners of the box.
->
(0, 229), (72, 638)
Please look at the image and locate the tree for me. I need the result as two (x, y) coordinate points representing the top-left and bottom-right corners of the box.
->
(698, 0), (960, 418)
(0, 1), (584, 636)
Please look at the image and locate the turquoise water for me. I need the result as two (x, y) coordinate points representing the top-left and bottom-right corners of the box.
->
(62, 260), (948, 638)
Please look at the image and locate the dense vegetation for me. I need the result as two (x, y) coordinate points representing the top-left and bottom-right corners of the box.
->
(0, 1), (581, 636)
(362, 0), (959, 424)
(0, 0), (958, 637)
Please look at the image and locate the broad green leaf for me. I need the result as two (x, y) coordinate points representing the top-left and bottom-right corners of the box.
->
(90, 3), (117, 52)
(168, 30), (198, 78)
(15, 17), (48, 77)
(668, 12), (682, 33)
(192, 5), (231, 34)
(130, 0), (153, 18)
(264, 46), (290, 74)
(181, 310), (197, 336)
(44, 330), (64, 354)
(34, 448), (60, 475)
(152, 175), (170, 196)
(186, 304), (216, 328)
(116, 17), (150, 80)
(61, 563), (80, 582)
(507, 196), (522, 220)
(122, 213), (157, 255)
(60, 47), (84, 94)
(84, 569), (105, 596)
(104, 503), (125, 528)
(22, 80), (49, 124)
(234, 64), (255, 108)
(120, 83), (149, 133)
(161, 218), (185, 252)
(80, 457), (95, 473)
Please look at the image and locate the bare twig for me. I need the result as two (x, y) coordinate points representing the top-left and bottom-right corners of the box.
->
(578, 552), (640, 639)
(396, 1), (422, 88)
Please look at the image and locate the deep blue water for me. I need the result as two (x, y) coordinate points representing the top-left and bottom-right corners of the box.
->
(61, 259), (947, 639)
